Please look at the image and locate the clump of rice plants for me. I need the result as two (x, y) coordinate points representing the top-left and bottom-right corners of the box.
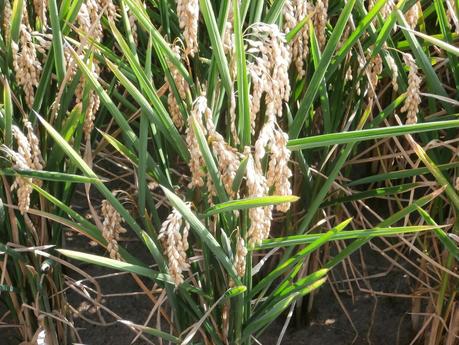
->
(1, 0), (458, 344)
(0, 0), (104, 342)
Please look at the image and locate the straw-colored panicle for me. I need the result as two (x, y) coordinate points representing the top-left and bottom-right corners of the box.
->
(245, 148), (272, 246)
(12, 126), (33, 169)
(368, 54), (382, 97)
(381, 0), (395, 19)
(76, 0), (103, 43)
(254, 119), (292, 212)
(206, 172), (217, 203)
(158, 205), (191, 286)
(128, 10), (138, 44)
(264, 27), (291, 120)
(186, 95), (241, 199)
(33, 0), (48, 27)
(284, 0), (311, 78)
(367, 0), (375, 10)
(74, 74), (85, 106)
(204, 107), (241, 197)
(10, 167), (32, 215)
(244, 24), (293, 211)
(24, 123), (43, 173)
(12, 7), (42, 109)
(405, 2), (420, 29)
(345, 65), (353, 81)
(371, 0), (395, 20)
(401, 53), (421, 125)
(177, 0), (199, 56)
(75, 4), (90, 32)
(314, 0), (328, 50)
(83, 91), (100, 139)
(186, 97), (209, 188)
(248, 64), (265, 133)
(213, 138), (240, 197)
(223, 8), (239, 145)
(73, 60), (100, 140)
(167, 91), (184, 130)
(354, 54), (366, 95)
(166, 45), (189, 130)
(233, 232), (247, 277)
(3, 0), (12, 39)
(254, 118), (275, 167)
(338, 25), (354, 84)
(267, 130), (292, 212)
(100, 0), (117, 21)
(63, 46), (79, 82)
(100, 199), (127, 260)
(24, 121), (44, 187)
(75, 0), (103, 139)
(386, 54), (399, 92)
(32, 32), (52, 55)
(11, 126), (35, 214)
(342, 30), (354, 82)
(337, 24), (351, 51)
(247, 23), (291, 130)
(446, 0), (459, 34)
(229, 90), (239, 145)
(455, 177), (459, 191)
(223, 7), (234, 55)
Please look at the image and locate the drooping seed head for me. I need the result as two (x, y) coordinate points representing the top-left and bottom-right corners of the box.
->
(11, 126), (35, 214)
(12, 7), (42, 108)
(33, 0), (48, 27)
(446, 0), (459, 34)
(186, 97), (209, 188)
(314, 0), (329, 50)
(158, 204), (191, 286)
(23, 120), (44, 187)
(128, 9), (138, 44)
(166, 45), (189, 130)
(368, 53), (383, 99)
(3, 0), (12, 41)
(284, 0), (312, 77)
(101, 198), (127, 260)
(177, 0), (199, 56)
(202, 107), (241, 197)
(401, 53), (422, 124)
(245, 149), (272, 246)
(375, 0), (395, 20)
(246, 23), (291, 129)
(405, 2), (420, 29)
(267, 129), (292, 212)
(100, 0), (117, 21)
(75, 0), (102, 139)
(233, 231), (248, 277)
(82, 89), (100, 140)
(386, 54), (399, 92)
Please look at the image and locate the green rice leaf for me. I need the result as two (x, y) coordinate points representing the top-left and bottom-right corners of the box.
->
(288, 119), (459, 150)
(205, 195), (299, 216)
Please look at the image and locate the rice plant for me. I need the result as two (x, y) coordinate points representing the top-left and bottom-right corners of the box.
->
(0, 0), (458, 343)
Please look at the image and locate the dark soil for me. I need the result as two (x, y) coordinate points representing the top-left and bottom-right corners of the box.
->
(64, 231), (154, 345)
(63, 229), (414, 345)
(1, 227), (414, 345)
(259, 271), (413, 345)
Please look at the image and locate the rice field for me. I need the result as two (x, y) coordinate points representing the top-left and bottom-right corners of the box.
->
(0, 0), (458, 344)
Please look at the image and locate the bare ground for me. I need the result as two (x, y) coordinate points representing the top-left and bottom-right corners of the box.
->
(63, 230), (414, 345)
